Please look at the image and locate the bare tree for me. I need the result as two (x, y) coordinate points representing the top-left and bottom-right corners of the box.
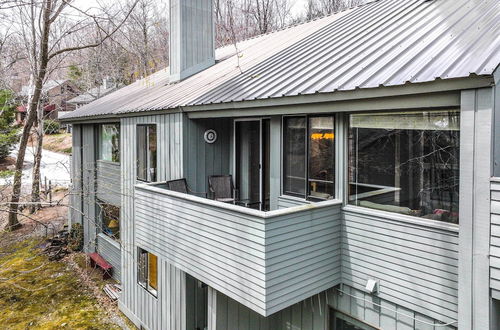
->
(2, 0), (138, 231)
(274, 0), (296, 29)
(252, 0), (275, 34)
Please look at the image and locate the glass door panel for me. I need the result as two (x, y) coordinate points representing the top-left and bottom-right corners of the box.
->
(236, 121), (261, 208)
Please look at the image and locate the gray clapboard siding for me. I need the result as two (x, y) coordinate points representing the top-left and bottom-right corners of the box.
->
(96, 160), (121, 206)
(82, 125), (97, 252)
(458, 87), (493, 330)
(183, 118), (231, 194)
(161, 260), (187, 330)
(120, 113), (185, 330)
(69, 124), (83, 227)
(342, 206), (459, 325)
(169, 0), (214, 82)
(491, 179), (500, 299)
(277, 195), (311, 209)
(213, 284), (455, 330)
(96, 233), (121, 281)
(134, 183), (342, 317)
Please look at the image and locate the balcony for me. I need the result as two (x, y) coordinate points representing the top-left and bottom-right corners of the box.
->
(134, 182), (342, 316)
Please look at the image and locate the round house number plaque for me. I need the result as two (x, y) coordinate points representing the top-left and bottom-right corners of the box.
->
(204, 129), (217, 144)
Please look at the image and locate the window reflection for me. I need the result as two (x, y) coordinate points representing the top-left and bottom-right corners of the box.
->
(349, 111), (460, 223)
(308, 116), (335, 199)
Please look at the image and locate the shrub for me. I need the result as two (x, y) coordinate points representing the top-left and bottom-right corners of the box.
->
(68, 223), (83, 252)
(43, 119), (61, 134)
(0, 90), (19, 160)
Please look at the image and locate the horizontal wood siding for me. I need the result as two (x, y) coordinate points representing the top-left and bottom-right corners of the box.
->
(491, 179), (500, 298)
(96, 233), (121, 281)
(277, 195), (311, 209)
(342, 207), (459, 325)
(135, 187), (267, 314)
(96, 160), (121, 206)
(120, 113), (184, 330)
(134, 184), (341, 316)
(265, 206), (341, 315)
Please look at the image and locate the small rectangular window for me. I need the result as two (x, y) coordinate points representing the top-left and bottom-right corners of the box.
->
(137, 125), (157, 181)
(283, 115), (335, 200)
(348, 110), (460, 223)
(98, 201), (120, 240)
(138, 248), (158, 296)
(99, 124), (120, 162)
(329, 308), (378, 330)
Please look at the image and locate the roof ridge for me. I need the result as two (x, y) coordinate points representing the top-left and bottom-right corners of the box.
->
(215, 0), (379, 51)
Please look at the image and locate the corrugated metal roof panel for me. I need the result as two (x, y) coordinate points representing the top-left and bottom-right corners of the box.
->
(62, 0), (500, 120)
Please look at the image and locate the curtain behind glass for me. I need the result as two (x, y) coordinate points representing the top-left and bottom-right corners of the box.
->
(100, 124), (120, 162)
(148, 126), (157, 182)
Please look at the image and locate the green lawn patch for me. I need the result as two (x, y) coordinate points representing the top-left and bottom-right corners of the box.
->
(0, 239), (121, 329)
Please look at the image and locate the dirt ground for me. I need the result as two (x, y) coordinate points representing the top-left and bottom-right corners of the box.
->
(0, 192), (134, 329)
(0, 156), (16, 171)
(28, 133), (72, 154)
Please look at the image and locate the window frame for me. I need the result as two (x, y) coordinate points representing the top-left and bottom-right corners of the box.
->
(137, 248), (158, 297)
(346, 110), (461, 225)
(281, 114), (336, 201)
(97, 200), (120, 241)
(329, 308), (379, 330)
(98, 123), (120, 163)
(136, 124), (158, 182)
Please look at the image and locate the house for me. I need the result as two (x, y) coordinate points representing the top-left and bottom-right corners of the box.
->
(60, 0), (500, 329)
(17, 79), (80, 123)
(66, 78), (120, 110)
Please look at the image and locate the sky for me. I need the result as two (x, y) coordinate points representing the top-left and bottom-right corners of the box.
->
(75, 0), (311, 19)
(291, 0), (309, 17)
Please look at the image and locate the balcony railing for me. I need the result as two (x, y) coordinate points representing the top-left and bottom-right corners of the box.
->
(134, 182), (342, 316)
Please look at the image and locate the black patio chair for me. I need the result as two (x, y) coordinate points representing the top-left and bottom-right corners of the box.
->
(166, 178), (206, 197)
(208, 175), (238, 204)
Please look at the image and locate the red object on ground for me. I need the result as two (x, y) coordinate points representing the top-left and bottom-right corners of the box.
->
(43, 103), (56, 112)
(88, 252), (113, 279)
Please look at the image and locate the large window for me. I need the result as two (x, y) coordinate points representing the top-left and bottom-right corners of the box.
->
(99, 124), (120, 162)
(138, 248), (158, 296)
(137, 124), (157, 182)
(283, 116), (335, 200)
(98, 202), (120, 240)
(348, 110), (460, 223)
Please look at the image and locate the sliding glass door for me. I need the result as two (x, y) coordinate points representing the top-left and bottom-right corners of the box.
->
(235, 119), (270, 210)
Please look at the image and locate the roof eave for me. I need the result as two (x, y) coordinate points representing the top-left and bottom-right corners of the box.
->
(60, 75), (494, 123)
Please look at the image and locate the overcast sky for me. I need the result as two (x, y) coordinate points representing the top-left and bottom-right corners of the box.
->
(74, 0), (311, 19)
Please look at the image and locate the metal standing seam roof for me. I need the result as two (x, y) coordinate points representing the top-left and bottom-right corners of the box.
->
(67, 84), (120, 104)
(62, 0), (500, 121)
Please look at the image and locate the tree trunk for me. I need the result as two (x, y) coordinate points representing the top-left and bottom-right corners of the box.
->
(29, 113), (43, 214)
(5, 0), (52, 231)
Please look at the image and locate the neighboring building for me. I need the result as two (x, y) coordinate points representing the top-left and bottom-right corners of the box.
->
(61, 0), (500, 329)
(17, 79), (80, 123)
(66, 78), (120, 109)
